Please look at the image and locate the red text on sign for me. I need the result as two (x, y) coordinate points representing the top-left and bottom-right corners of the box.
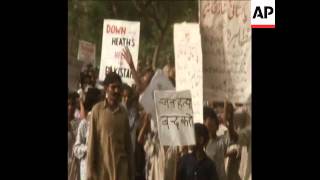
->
(106, 24), (127, 35)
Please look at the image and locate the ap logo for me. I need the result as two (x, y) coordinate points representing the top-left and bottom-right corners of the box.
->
(251, 0), (275, 28)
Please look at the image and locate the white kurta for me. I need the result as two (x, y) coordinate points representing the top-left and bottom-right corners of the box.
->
(73, 115), (90, 180)
(143, 118), (178, 180)
(238, 126), (251, 180)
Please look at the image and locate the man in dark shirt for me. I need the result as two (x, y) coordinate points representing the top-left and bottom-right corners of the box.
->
(177, 123), (219, 180)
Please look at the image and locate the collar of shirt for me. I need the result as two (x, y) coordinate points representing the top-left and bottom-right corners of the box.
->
(103, 100), (121, 113)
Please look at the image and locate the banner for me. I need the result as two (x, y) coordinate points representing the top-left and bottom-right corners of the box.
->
(99, 19), (140, 86)
(154, 90), (195, 146)
(77, 40), (96, 65)
(174, 23), (203, 124)
(200, 0), (251, 103)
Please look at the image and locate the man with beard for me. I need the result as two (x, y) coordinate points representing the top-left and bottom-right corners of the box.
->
(86, 72), (133, 180)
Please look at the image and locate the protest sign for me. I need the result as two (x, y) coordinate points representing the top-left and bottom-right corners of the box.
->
(174, 23), (203, 123)
(154, 90), (195, 146)
(98, 19), (140, 86)
(139, 69), (174, 131)
(200, 0), (251, 103)
(77, 40), (96, 65)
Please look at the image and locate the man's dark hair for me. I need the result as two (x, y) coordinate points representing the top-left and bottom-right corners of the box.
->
(80, 73), (91, 88)
(194, 123), (209, 146)
(103, 72), (122, 87)
(203, 106), (219, 125)
(84, 88), (101, 112)
(122, 83), (139, 107)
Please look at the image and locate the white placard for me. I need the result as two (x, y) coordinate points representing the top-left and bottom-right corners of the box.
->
(174, 23), (203, 124)
(200, 0), (251, 103)
(77, 40), (96, 65)
(99, 19), (140, 86)
(154, 90), (195, 146)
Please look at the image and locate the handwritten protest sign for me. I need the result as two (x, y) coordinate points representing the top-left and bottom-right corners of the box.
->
(200, 0), (251, 103)
(98, 19), (140, 86)
(154, 90), (195, 146)
(174, 23), (203, 123)
(77, 40), (96, 65)
(139, 69), (174, 131)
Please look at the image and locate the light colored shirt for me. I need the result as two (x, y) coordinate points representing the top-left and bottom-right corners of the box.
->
(237, 126), (251, 180)
(205, 134), (230, 180)
(217, 124), (228, 137)
(95, 82), (104, 90)
(77, 88), (85, 101)
(73, 115), (91, 180)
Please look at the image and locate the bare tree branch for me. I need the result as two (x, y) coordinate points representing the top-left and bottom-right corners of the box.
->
(111, 1), (118, 17)
(132, 0), (164, 32)
(150, 3), (164, 32)
(131, 0), (143, 14)
(164, 2), (171, 30)
(132, 0), (154, 22)
(130, 0), (172, 69)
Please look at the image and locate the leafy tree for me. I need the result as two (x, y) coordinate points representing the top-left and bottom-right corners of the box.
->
(68, 0), (198, 70)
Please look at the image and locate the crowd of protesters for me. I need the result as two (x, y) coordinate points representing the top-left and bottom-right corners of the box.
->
(68, 48), (251, 180)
